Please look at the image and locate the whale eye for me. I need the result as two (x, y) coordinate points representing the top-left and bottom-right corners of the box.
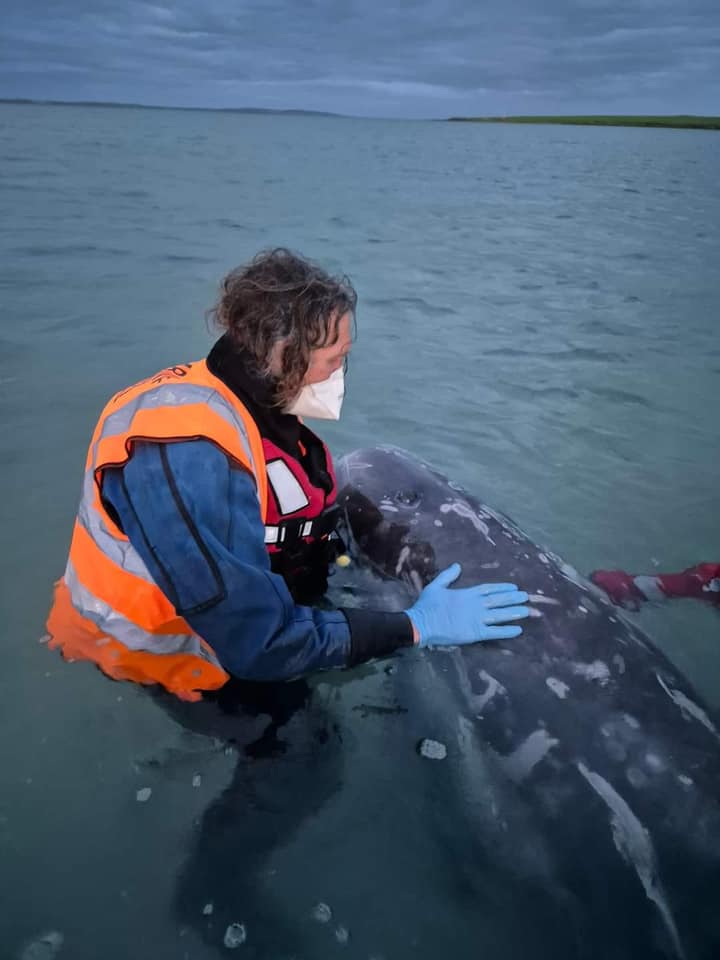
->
(395, 489), (420, 507)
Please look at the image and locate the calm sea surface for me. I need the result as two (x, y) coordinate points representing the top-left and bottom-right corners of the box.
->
(1, 103), (718, 959)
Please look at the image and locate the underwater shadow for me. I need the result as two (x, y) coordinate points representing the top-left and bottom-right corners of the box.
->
(148, 677), (345, 958)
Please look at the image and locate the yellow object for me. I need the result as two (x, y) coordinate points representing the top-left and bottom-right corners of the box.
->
(336, 554), (352, 568)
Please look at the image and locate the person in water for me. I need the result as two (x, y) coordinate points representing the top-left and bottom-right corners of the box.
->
(46, 248), (530, 701)
(591, 563), (720, 610)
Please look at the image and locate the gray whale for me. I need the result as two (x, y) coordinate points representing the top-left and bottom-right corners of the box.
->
(335, 445), (720, 960)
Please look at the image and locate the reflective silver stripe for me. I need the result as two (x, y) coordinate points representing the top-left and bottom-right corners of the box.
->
(77, 468), (157, 581)
(100, 384), (221, 442)
(264, 520), (314, 545)
(93, 383), (260, 493)
(266, 459), (309, 514)
(206, 391), (260, 486)
(78, 380), (264, 574)
(65, 561), (224, 668)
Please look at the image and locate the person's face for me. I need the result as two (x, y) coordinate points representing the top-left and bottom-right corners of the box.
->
(303, 311), (353, 385)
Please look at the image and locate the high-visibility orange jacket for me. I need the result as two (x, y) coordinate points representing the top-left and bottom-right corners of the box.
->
(46, 360), (269, 701)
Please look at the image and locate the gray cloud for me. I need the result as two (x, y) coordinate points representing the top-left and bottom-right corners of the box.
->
(2, 0), (719, 116)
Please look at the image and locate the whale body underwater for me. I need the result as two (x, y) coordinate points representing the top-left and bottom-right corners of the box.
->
(335, 446), (720, 960)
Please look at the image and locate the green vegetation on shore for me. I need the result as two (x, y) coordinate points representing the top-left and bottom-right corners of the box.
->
(447, 115), (720, 130)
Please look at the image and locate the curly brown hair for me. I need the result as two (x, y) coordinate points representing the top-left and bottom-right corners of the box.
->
(208, 248), (357, 407)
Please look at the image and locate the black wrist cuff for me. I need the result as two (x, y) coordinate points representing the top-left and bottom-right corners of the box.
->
(341, 608), (415, 668)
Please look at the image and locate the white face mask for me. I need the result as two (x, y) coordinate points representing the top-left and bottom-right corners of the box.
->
(286, 367), (345, 420)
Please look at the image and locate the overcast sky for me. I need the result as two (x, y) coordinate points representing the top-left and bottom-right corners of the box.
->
(2, 0), (719, 118)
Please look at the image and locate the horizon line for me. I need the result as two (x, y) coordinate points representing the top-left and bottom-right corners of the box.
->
(1, 98), (717, 125)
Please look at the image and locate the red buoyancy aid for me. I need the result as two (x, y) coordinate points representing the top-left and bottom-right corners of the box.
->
(261, 432), (339, 557)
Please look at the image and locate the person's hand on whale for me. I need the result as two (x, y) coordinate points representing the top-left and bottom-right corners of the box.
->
(405, 562), (530, 646)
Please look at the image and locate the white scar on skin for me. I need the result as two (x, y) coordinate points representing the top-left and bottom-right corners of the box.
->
(572, 661), (611, 685)
(656, 674), (720, 741)
(453, 662), (506, 717)
(439, 501), (496, 544)
(457, 714), (474, 753)
(501, 729), (559, 781)
(408, 570), (423, 594)
(644, 753), (666, 774)
(527, 594), (561, 606)
(578, 763), (686, 959)
(474, 670), (506, 714)
(546, 677), (570, 699)
(395, 546), (410, 575)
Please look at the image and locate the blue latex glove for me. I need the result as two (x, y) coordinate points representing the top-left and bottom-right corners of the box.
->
(405, 563), (530, 647)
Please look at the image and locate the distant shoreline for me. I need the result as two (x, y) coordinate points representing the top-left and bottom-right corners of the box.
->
(447, 115), (720, 131)
(0, 97), (342, 118)
(2, 101), (718, 130)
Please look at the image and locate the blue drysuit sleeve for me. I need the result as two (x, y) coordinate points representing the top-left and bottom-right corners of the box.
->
(100, 439), (351, 681)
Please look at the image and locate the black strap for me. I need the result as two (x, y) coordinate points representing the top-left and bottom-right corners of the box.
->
(270, 504), (344, 553)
